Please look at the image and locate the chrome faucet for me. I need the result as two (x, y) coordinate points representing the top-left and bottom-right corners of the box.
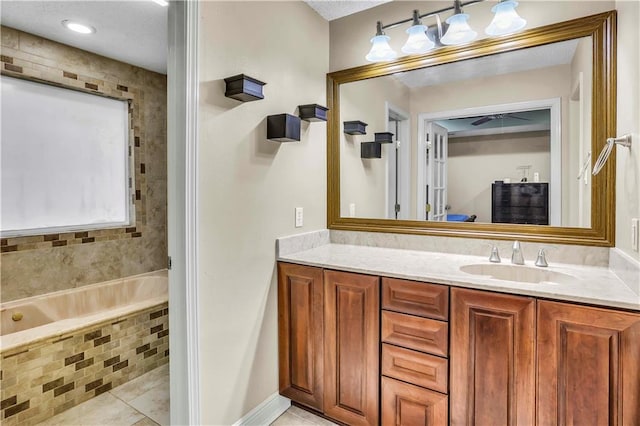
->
(535, 248), (549, 267)
(511, 241), (525, 265)
(489, 246), (501, 263)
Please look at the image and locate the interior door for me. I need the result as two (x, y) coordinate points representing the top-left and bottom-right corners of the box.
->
(426, 122), (448, 221)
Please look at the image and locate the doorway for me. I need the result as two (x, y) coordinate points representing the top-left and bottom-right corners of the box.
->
(386, 103), (410, 220)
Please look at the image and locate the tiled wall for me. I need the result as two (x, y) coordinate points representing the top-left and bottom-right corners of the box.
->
(0, 303), (169, 425)
(0, 26), (167, 302)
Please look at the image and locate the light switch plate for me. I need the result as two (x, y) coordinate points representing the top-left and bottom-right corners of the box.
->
(295, 207), (303, 228)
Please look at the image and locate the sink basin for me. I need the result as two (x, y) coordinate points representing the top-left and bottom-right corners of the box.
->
(459, 264), (576, 285)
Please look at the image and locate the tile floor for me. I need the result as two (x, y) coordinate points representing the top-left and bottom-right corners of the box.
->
(36, 364), (169, 426)
(271, 406), (338, 426)
(34, 363), (333, 426)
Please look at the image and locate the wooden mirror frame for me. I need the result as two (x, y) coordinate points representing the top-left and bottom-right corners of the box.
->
(327, 11), (616, 247)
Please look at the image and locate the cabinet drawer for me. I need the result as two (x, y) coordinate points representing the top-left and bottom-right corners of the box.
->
(382, 377), (448, 426)
(382, 311), (448, 357)
(382, 344), (448, 393)
(382, 278), (449, 320)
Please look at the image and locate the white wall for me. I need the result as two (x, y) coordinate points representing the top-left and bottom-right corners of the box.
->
(340, 76), (410, 219)
(615, 0), (640, 260)
(197, 2), (329, 423)
(448, 132), (551, 222)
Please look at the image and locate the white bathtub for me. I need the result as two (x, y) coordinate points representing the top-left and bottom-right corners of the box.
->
(0, 270), (168, 352)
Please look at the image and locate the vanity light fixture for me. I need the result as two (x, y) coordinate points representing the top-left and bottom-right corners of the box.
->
(485, 0), (527, 36)
(365, 0), (528, 62)
(151, 0), (169, 6)
(365, 22), (397, 62)
(401, 10), (435, 54)
(440, 0), (477, 45)
(61, 20), (96, 34)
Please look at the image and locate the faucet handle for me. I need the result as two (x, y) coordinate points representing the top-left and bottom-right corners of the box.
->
(489, 246), (501, 263)
(535, 248), (548, 267)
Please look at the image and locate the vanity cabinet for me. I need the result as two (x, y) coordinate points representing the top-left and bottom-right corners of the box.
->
(278, 262), (639, 426)
(450, 288), (536, 426)
(537, 301), (640, 425)
(381, 278), (450, 426)
(323, 270), (380, 426)
(277, 263), (324, 410)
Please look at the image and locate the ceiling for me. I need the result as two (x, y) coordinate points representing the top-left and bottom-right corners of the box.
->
(437, 109), (551, 138)
(303, 0), (392, 21)
(394, 38), (581, 89)
(0, 1), (388, 75)
(0, 0), (168, 74)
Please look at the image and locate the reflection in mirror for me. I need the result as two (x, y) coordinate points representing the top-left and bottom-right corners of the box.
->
(340, 36), (593, 228)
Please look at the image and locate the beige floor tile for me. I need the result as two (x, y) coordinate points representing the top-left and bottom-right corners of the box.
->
(35, 393), (145, 426)
(126, 382), (170, 426)
(286, 406), (338, 426)
(110, 363), (169, 403)
(132, 418), (160, 426)
(271, 411), (318, 426)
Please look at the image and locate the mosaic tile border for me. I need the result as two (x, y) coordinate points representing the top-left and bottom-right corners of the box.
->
(0, 304), (169, 425)
(0, 48), (148, 253)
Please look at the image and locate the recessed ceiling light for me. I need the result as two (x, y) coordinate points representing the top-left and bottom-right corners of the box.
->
(151, 0), (169, 6)
(61, 20), (96, 34)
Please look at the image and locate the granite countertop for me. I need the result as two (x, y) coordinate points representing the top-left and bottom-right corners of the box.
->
(278, 243), (640, 311)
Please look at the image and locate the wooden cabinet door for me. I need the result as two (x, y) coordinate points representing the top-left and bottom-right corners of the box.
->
(324, 270), (379, 426)
(382, 377), (448, 426)
(277, 263), (324, 410)
(450, 288), (536, 426)
(537, 301), (640, 426)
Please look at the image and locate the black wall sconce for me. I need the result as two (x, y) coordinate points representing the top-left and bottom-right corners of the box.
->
(267, 114), (301, 142)
(224, 74), (266, 102)
(298, 104), (329, 122)
(375, 132), (394, 143)
(361, 142), (382, 158)
(344, 121), (368, 135)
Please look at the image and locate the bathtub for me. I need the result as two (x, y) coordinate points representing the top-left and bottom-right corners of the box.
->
(0, 270), (169, 425)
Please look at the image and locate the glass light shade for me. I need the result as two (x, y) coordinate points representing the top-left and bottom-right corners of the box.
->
(365, 35), (397, 62)
(440, 13), (477, 45)
(485, 0), (526, 36)
(401, 24), (435, 55)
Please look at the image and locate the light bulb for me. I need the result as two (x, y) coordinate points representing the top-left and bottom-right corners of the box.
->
(440, 13), (477, 45)
(365, 35), (397, 62)
(485, 0), (526, 36)
(401, 24), (435, 55)
(61, 20), (96, 34)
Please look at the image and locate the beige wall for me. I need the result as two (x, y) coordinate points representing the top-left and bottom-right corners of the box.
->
(340, 76), (410, 218)
(615, 0), (640, 261)
(448, 132), (551, 222)
(197, 2), (329, 424)
(0, 27), (167, 302)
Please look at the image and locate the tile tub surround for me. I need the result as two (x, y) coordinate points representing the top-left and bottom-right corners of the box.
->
(0, 303), (169, 425)
(276, 235), (640, 311)
(0, 26), (167, 302)
(1, 270), (168, 351)
(0, 270), (168, 424)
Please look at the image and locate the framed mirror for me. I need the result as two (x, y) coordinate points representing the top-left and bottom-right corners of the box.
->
(327, 11), (616, 246)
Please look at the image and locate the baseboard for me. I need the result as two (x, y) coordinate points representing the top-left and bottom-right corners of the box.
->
(233, 393), (291, 426)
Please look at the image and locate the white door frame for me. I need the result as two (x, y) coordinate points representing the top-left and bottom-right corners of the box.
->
(416, 98), (562, 225)
(385, 102), (410, 220)
(167, 1), (200, 424)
